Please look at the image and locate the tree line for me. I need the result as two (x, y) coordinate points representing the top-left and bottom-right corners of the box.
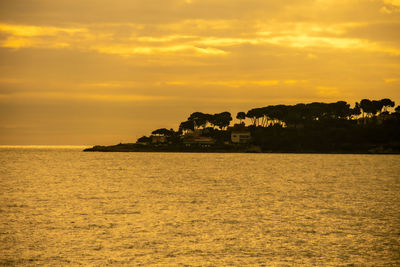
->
(238, 98), (397, 127)
(138, 98), (399, 143)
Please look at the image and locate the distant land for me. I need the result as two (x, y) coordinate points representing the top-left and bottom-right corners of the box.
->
(84, 98), (400, 154)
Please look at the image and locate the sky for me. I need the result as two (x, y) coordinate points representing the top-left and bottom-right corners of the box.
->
(0, 0), (399, 145)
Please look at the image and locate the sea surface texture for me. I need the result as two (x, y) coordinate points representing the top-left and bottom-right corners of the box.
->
(0, 146), (399, 266)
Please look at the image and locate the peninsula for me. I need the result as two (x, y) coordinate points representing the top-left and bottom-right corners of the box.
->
(84, 98), (400, 154)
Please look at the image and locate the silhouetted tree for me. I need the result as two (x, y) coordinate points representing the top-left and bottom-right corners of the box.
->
(371, 100), (384, 116)
(259, 106), (271, 126)
(130, 98), (400, 154)
(188, 112), (208, 129)
(179, 120), (194, 133)
(246, 109), (257, 125)
(306, 102), (326, 120)
(269, 105), (288, 125)
(360, 99), (373, 118)
(236, 112), (246, 124)
(212, 112), (232, 129)
(152, 128), (174, 136)
(246, 108), (264, 126)
(380, 98), (395, 112)
(330, 101), (351, 119)
(351, 102), (361, 118)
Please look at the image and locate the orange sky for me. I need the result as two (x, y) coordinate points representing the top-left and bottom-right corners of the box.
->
(0, 0), (399, 145)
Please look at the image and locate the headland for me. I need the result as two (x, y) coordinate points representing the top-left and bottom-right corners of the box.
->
(84, 99), (400, 154)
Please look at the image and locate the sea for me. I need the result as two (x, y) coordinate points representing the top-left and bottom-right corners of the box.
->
(0, 146), (399, 266)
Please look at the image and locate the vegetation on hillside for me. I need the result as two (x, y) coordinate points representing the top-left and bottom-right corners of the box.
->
(85, 98), (400, 153)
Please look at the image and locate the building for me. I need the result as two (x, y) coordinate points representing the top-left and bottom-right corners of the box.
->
(183, 136), (215, 146)
(231, 131), (251, 144)
(151, 135), (167, 144)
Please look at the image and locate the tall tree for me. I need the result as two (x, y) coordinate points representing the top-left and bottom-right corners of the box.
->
(246, 108), (264, 126)
(179, 120), (194, 133)
(351, 102), (361, 118)
(246, 109), (257, 126)
(360, 99), (372, 118)
(380, 98), (395, 112)
(188, 112), (208, 129)
(371, 100), (383, 116)
(330, 101), (351, 119)
(213, 112), (232, 129)
(236, 112), (246, 124)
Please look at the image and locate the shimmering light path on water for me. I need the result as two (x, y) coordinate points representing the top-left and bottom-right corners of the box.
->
(0, 147), (399, 266)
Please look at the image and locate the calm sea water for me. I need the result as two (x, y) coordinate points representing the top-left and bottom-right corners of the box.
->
(0, 146), (399, 266)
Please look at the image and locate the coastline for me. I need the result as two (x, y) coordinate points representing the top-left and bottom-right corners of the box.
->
(83, 143), (400, 154)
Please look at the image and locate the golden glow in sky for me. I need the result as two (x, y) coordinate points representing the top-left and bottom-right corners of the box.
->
(0, 0), (399, 144)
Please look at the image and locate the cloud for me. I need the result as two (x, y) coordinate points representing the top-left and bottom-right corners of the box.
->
(0, 91), (174, 102)
(0, 23), (229, 56)
(1, 21), (399, 57)
(136, 35), (196, 43)
(203, 80), (279, 87)
(1, 0), (400, 144)
(91, 44), (227, 56)
(0, 24), (86, 37)
(284, 80), (308, 84)
(384, 78), (400, 83)
(0, 23), (86, 49)
(380, 0), (400, 13)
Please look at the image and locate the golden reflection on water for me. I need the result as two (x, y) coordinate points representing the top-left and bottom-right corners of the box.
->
(0, 147), (399, 266)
